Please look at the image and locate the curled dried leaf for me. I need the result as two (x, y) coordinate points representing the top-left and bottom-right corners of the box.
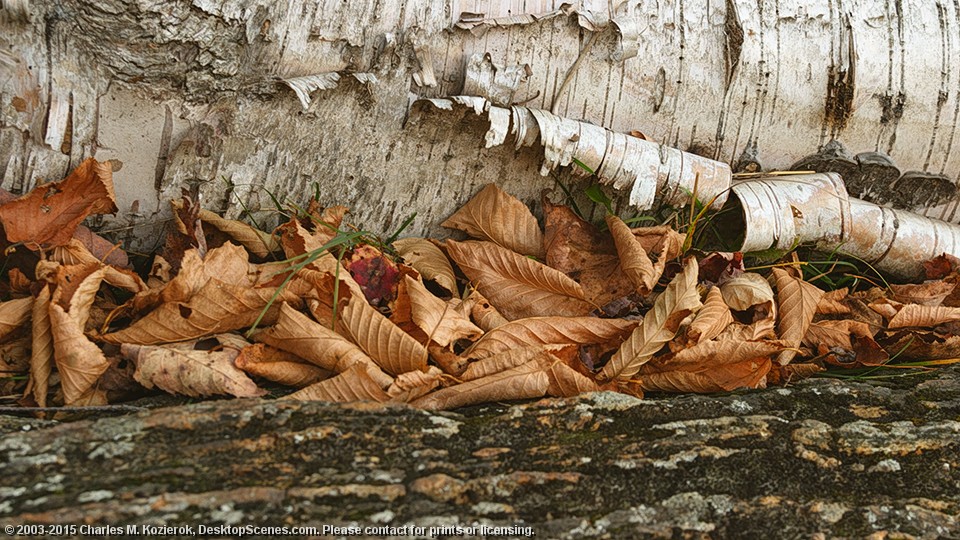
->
(411, 357), (550, 411)
(234, 343), (333, 387)
(466, 317), (637, 359)
(403, 275), (482, 348)
(720, 272), (774, 311)
(442, 183), (544, 258)
(772, 267), (824, 365)
(340, 293), (428, 375)
(27, 286), (53, 407)
(283, 364), (390, 403)
(606, 214), (657, 295)
(446, 240), (594, 320)
(121, 342), (264, 398)
(199, 209), (280, 258)
(685, 286), (734, 345)
(887, 303), (960, 329)
(0, 296), (32, 341)
(393, 237), (457, 296)
(600, 258), (702, 381)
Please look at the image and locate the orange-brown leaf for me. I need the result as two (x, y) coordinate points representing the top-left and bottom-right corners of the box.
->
(606, 214), (657, 295)
(387, 366), (444, 402)
(600, 258), (702, 381)
(466, 317), (637, 359)
(442, 183), (544, 258)
(0, 296), (32, 341)
(27, 286), (53, 407)
(720, 272), (774, 311)
(890, 281), (956, 307)
(888, 303), (960, 329)
(465, 288), (509, 332)
(817, 288), (851, 315)
(199, 209), (280, 258)
(686, 286), (734, 345)
(234, 343), (332, 387)
(0, 158), (117, 248)
(772, 267), (824, 365)
(411, 357), (550, 410)
(283, 363), (390, 402)
(803, 319), (873, 350)
(50, 303), (110, 405)
(393, 237), (457, 296)
(640, 357), (771, 393)
(254, 303), (393, 388)
(446, 240), (594, 320)
(403, 276), (482, 347)
(340, 293), (428, 375)
(121, 341), (263, 398)
(462, 346), (554, 381)
(546, 359), (599, 397)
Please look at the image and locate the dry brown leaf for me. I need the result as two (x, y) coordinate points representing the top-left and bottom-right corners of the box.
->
(606, 214), (657, 295)
(68, 226), (130, 268)
(393, 237), (457, 296)
(387, 366), (444, 402)
(465, 288), (509, 332)
(404, 275), (482, 347)
(26, 286), (53, 407)
(632, 226), (685, 287)
(340, 293), (427, 375)
(888, 303), (960, 329)
(0, 296), (32, 340)
(720, 272), (774, 311)
(868, 298), (901, 320)
(462, 346), (554, 381)
(446, 240), (595, 320)
(542, 196), (633, 306)
(277, 217), (337, 259)
(881, 332), (960, 361)
(254, 303), (392, 387)
(546, 359), (599, 397)
(234, 343), (333, 387)
(102, 278), (301, 345)
(199, 209), (280, 258)
(803, 319), (873, 351)
(411, 356), (550, 411)
(121, 342), (264, 398)
(645, 339), (784, 373)
(466, 317), (637, 359)
(718, 319), (777, 342)
(0, 158), (117, 248)
(686, 286), (734, 345)
(767, 363), (826, 385)
(428, 342), (469, 376)
(50, 303), (110, 405)
(773, 267), (825, 365)
(164, 190), (207, 269)
(600, 258), (702, 381)
(890, 281), (956, 307)
(442, 183), (544, 259)
(50, 237), (127, 269)
(817, 288), (851, 315)
(283, 363), (390, 402)
(640, 358), (771, 393)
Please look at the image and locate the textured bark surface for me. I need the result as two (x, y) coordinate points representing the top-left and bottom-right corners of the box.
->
(5, 0), (960, 252)
(1, 368), (959, 538)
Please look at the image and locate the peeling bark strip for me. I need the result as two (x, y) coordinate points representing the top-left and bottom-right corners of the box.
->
(6, 0), (960, 250)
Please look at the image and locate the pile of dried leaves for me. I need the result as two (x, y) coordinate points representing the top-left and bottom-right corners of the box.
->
(2, 160), (960, 411)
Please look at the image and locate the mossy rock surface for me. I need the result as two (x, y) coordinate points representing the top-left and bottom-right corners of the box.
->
(1, 369), (959, 539)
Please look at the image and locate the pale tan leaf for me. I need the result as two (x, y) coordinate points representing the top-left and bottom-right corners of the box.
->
(411, 356), (550, 411)
(686, 286), (734, 345)
(773, 267), (825, 365)
(606, 214), (657, 295)
(27, 286), (53, 407)
(340, 293), (428, 375)
(446, 240), (594, 320)
(1, 336), (30, 374)
(0, 296), (32, 341)
(888, 303), (960, 329)
(59, 266), (106, 331)
(645, 339), (784, 372)
(868, 298), (901, 320)
(283, 363), (390, 402)
(405, 275), (482, 347)
(720, 272), (775, 311)
(121, 342), (264, 398)
(462, 346), (553, 381)
(803, 319), (873, 350)
(234, 343), (333, 387)
(817, 288), (851, 315)
(890, 281), (956, 307)
(600, 258), (702, 381)
(254, 303), (393, 388)
(640, 358), (771, 393)
(387, 365), (444, 402)
(199, 209), (280, 258)
(719, 319), (777, 342)
(546, 359), (599, 397)
(147, 254), (173, 289)
(50, 303), (109, 405)
(767, 362), (826, 385)
(466, 317), (637, 359)
(428, 342), (469, 376)
(465, 287), (509, 331)
(102, 279), (301, 345)
(632, 226), (686, 260)
(442, 183), (544, 258)
(393, 237), (457, 295)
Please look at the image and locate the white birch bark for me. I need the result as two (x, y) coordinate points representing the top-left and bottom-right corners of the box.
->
(2, 0), (959, 247)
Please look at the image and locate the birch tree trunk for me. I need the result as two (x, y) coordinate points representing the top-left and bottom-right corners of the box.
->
(2, 0), (959, 247)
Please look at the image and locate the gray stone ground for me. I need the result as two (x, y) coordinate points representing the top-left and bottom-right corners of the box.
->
(1, 368), (959, 539)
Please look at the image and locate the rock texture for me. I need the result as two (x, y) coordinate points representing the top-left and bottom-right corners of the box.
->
(1, 369), (959, 538)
